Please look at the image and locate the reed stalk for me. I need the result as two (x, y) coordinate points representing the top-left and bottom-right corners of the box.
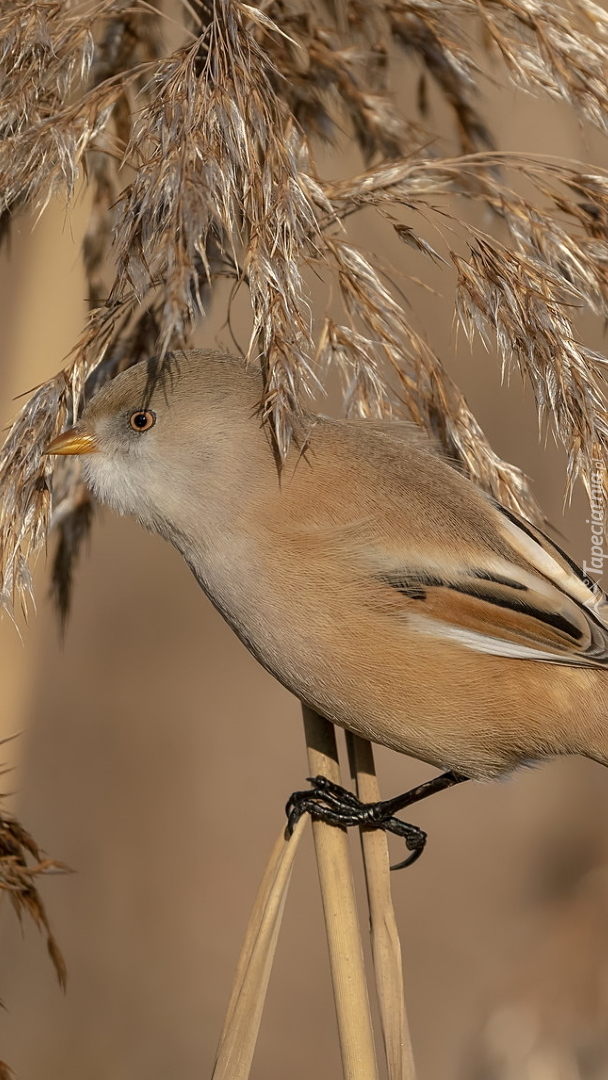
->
(302, 705), (379, 1080)
(213, 815), (307, 1080)
(348, 733), (417, 1080)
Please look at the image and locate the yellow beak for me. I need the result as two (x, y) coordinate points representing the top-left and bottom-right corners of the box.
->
(44, 428), (98, 455)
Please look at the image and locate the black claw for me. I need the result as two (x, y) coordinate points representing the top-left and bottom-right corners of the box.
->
(284, 776), (427, 869)
(284, 770), (468, 869)
(390, 844), (425, 872)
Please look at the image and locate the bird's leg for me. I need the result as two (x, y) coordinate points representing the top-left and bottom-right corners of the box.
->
(285, 770), (469, 869)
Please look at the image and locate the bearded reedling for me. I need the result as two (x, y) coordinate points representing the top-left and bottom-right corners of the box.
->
(45, 350), (608, 863)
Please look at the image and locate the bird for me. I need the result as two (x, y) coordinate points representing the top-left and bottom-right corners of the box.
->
(44, 349), (608, 862)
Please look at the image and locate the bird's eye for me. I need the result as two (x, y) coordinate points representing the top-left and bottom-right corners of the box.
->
(129, 410), (156, 432)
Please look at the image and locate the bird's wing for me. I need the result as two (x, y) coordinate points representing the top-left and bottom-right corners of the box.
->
(375, 503), (608, 668)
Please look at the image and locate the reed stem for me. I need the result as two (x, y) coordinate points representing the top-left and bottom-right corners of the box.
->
(302, 705), (379, 1080)
(212, 815), (307, 1080)
(347, 733), (417, 1080)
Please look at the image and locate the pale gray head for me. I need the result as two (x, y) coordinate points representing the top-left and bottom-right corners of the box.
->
(45, 350), (266, 539)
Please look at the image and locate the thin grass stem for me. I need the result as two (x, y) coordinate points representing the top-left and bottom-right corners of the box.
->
(212, 815), (307, 1080)
(347, 732), (417, 1080)
(302, 705), (379, 1080)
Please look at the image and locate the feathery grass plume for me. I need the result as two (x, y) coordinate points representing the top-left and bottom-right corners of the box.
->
(317, 320), (394, 419)
(260, 13), (422, 160)
(474, 0), (608, 131)
(111, 0), (323, 449)
(0, 808), (68, 989)
(0, 0), (129, 223)
(319, 234), (540, 516)
(0, 782), (69, 1080)
(0, 738), (68, 1005)
(453, 236), (608, 502)
(321, 152), (608, 505)
(48, 3), (163, 618)
(388, 1), (493, 154)
(3, 1), (608, 615)
(390, 0), (608, 139)
(0, 375), (68, 618)
(0, 1), (95, 139)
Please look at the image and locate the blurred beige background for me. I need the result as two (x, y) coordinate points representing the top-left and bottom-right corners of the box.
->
(2, 66), (608, 1080)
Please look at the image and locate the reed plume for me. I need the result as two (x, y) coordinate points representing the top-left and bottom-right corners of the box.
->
(0, 744), (67, 1078)
(2, 0), (608, 619)
(4, 5), (608, 1077)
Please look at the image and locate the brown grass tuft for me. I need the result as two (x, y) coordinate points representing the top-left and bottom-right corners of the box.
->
(0, 767), (69, 1078)
(0, 808), (68, 990)
(2, 1), (608, 613)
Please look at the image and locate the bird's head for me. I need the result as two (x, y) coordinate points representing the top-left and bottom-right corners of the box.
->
(44, 350), (264, 535)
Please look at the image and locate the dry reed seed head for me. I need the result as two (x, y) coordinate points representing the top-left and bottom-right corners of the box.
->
(0, 2), (139, 223)
(0, 0), (166, 227)
(49, 460), (94, 627)
(317, 151), (608, 507)
(82, 6), (164, 310)
(82, 150), (120, 310)
(0, 288), (141, 617)
(475, 0), (608, 132)
(109, 3), (325, 453)
(0, 80), (123, 220)
(452, 236), (608, 503)
(319, 235), (542, 517)
(4, 1), (608, 614)
(317, 319), (394, 419)
(261, 14), (419, 159)
(0, 791), (69, 990)
(0, 2), (95, 134)
(0, 375), (67, 617)
(389, 0), (608, 138)
(389, 4), (494, 154)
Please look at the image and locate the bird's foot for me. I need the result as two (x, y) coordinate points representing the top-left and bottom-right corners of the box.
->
(285, 775), (427, 870)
